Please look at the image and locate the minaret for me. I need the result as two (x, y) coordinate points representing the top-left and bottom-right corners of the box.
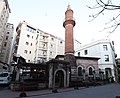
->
(63, 5), (76, 67)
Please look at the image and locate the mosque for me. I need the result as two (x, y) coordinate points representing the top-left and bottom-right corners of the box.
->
(11, 5), (100, 91)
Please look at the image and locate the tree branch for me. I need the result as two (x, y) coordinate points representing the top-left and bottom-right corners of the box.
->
(88, 0), (120, 35)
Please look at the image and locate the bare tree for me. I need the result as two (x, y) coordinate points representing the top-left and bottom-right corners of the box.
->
(88, 0), (120, 36)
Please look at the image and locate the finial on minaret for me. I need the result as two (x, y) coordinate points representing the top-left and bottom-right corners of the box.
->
(67, 4), (71, 10)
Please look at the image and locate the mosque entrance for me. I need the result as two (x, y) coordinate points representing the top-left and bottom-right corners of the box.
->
(55, 70), (64, 88)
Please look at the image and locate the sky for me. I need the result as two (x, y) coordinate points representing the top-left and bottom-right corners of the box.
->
(8, 0), (120, 58)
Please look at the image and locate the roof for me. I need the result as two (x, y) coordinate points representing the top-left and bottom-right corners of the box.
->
(17, 63), (48, 68)
(55, 55), (100, 60)
(47, 59), (70, 65)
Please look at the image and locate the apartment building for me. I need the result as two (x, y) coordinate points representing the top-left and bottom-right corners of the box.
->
(75, 39), (117, 81)
(15, 21), (37, 63)
(0, 0), (11, 53)
(14, 21), (65, 63)
(34, 29), (64, 63)
(0, 23), (14, 64)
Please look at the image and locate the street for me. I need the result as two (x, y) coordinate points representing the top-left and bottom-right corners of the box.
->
(0, 83), (120, 98)
(23, 83), (120, 98)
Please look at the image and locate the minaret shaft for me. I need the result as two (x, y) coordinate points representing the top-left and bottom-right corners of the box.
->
(63, 5), (75, 54)
(65, 24), (74, 53)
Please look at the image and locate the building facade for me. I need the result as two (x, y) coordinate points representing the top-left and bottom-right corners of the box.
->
(75, 39), (117, 81)
(14, 21), (65, 63)
(34, 29), (64, 63)
(0, 23), (14, 65)
(15, 21), (38, 63)
(116, 58), (120, 82)
(0, 0), (11, 54)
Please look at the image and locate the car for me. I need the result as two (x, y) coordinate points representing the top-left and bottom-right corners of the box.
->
(0, 72), (11, 85)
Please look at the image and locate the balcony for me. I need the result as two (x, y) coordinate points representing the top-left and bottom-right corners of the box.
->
(63, 17), (76, 27)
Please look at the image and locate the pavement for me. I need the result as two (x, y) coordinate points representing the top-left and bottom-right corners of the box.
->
(0, 83), (119, 98)
(0, 86), (85, 98)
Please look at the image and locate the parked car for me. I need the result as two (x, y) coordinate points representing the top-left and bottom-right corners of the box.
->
(0, 72), (11, 85)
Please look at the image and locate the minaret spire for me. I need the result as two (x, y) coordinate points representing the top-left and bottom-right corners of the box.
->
(67, 4), (71, 10)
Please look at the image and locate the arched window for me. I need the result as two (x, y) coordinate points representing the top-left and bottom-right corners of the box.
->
(78, 67), (83, 76)
(89, 67), (93, 75)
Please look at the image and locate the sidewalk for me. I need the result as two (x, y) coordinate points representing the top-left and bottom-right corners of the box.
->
(0, 87), (85, 98)
(1, 83), (115, 98)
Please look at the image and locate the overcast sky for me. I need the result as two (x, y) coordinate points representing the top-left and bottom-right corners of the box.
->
(8, 0), (120, 58)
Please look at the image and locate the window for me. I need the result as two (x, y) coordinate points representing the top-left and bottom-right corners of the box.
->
(89, 67), (93, 75)
(60, 41), (63, 44)
(26, 25), (36, 33)
(32, 36), (33, 39)
(50, 51), (52, 55)
(4, 42), (7, 47)
(84, 50), (88, 55)
(29, 51), (31, 54)
(7, 32), (9, 34)
(105, 55), (109, 62)
(78, 52), (80, 56)
(31, 43), (32, 46)
(27, 34), (30, 38)
(26, 42), (29, 45)
(78, 67), (83, 76)
(6, 36), (8, 40)
(24, 50), (27, 54)
(103, 45), (108, 51)
(51, 44), (53, 48)
(43, 36), (45, 39)
(51, 38), (54, 41)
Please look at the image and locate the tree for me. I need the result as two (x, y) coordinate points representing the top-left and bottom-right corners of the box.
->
(88, 0), (120, 36)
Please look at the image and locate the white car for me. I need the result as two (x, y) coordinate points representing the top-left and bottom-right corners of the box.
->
(0, 72), (11, 85)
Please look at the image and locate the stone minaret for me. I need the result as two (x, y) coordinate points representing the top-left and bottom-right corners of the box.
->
(63, 5), (76, 67)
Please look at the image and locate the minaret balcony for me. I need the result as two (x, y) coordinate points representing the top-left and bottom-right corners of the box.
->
(63, 18), (76, 27)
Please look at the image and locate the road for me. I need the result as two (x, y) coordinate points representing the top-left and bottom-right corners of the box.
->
(0, 83), (120, 98)
(27, 83), (120, 98)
